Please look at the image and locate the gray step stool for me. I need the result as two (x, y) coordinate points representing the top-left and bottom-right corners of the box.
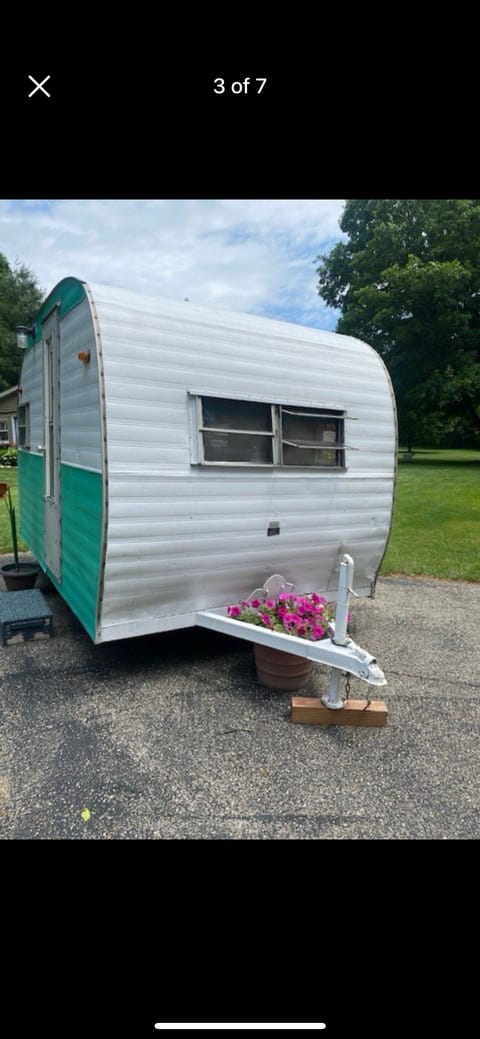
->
(0, 589), (54, 646)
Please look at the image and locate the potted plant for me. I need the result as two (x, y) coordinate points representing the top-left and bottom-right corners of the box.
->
(0, 482), (40, 590)
(227, 584), (337, 690)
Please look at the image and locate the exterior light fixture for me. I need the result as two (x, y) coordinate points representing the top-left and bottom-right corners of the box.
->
(77, 350), (90, 364)
(16, 325), (35, 350)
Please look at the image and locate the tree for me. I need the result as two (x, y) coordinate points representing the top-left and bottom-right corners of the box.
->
(316, 200), (480, 449)
(0, 253), (44, 391)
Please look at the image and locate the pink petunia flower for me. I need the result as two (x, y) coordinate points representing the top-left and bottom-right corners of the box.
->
(227, 588), (335, 643)
(283, 612), (301, 625)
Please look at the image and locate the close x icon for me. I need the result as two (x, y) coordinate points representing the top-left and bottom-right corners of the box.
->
(28, 75), (51, 98)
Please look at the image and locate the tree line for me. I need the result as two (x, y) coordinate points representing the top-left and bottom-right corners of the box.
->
(0, 253), (43, 392)
(2, 205), (480, 452)
(316, 199), (480, 449)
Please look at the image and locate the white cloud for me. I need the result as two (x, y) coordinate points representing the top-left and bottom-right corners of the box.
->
(0, 199), (344, 329)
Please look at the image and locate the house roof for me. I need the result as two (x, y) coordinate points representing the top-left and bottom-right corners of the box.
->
(0, 386), (18, 401)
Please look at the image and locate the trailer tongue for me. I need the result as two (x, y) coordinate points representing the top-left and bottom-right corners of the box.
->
(196, 554), (387, 712)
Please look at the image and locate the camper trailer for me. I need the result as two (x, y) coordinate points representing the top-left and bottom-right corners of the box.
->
(18, 277), (397, 649)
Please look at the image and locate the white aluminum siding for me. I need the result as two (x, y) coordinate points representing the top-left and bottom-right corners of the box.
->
(60, 299), (103, 471)
(19, 298), (102, 473)
(89, 282), (396, 641)
(20, 346), (43, 450)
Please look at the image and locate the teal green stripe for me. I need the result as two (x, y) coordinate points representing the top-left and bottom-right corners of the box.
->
(59, 465), (103, 640)
(18, 450), (44, 562)
(31, 278), (86, 345)
(19, 452), (103, 641)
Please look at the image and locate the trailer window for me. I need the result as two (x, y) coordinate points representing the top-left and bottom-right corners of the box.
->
(199, 397), (275, 465)
(18, 404), (30, 449)
(281, 407), (345, 467)
(192, 396), (345, 468)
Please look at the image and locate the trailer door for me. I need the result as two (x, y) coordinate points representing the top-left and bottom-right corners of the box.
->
(42, 308), (61, 579)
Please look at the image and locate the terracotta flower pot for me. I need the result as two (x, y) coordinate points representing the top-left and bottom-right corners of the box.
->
(253, 643), (313, 690)
(1, 562), (41, 591)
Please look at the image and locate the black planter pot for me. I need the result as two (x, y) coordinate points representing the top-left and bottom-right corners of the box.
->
(1, 562), (41, 591)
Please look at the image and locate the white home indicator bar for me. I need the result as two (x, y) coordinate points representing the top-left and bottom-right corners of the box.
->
(154, 1026), (326, 1031)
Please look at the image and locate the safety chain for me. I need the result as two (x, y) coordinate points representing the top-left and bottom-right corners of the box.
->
(345, 673), (371, 710)
(344, 672), (371, 710)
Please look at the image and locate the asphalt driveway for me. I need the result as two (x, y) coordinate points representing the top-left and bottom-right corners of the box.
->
(0, 566), (478, 839)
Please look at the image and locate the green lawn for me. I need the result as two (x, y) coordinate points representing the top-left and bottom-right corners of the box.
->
(0, 468), (27, 555)
(381, 448), (480, 581)
(2, 450), (479, 580)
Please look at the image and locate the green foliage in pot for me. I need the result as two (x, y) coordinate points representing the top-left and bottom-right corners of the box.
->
(0, 482), (20, 570)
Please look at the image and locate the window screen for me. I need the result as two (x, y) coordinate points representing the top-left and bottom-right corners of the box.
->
(194, 396), (345, 468)
(281, 408), (345, 467)
(200, 397), (274, 465)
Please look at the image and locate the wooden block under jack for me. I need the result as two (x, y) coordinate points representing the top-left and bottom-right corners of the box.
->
(291, 697), (388, 727)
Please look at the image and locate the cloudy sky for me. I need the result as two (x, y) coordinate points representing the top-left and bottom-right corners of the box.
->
(0, 199), (345, 330)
